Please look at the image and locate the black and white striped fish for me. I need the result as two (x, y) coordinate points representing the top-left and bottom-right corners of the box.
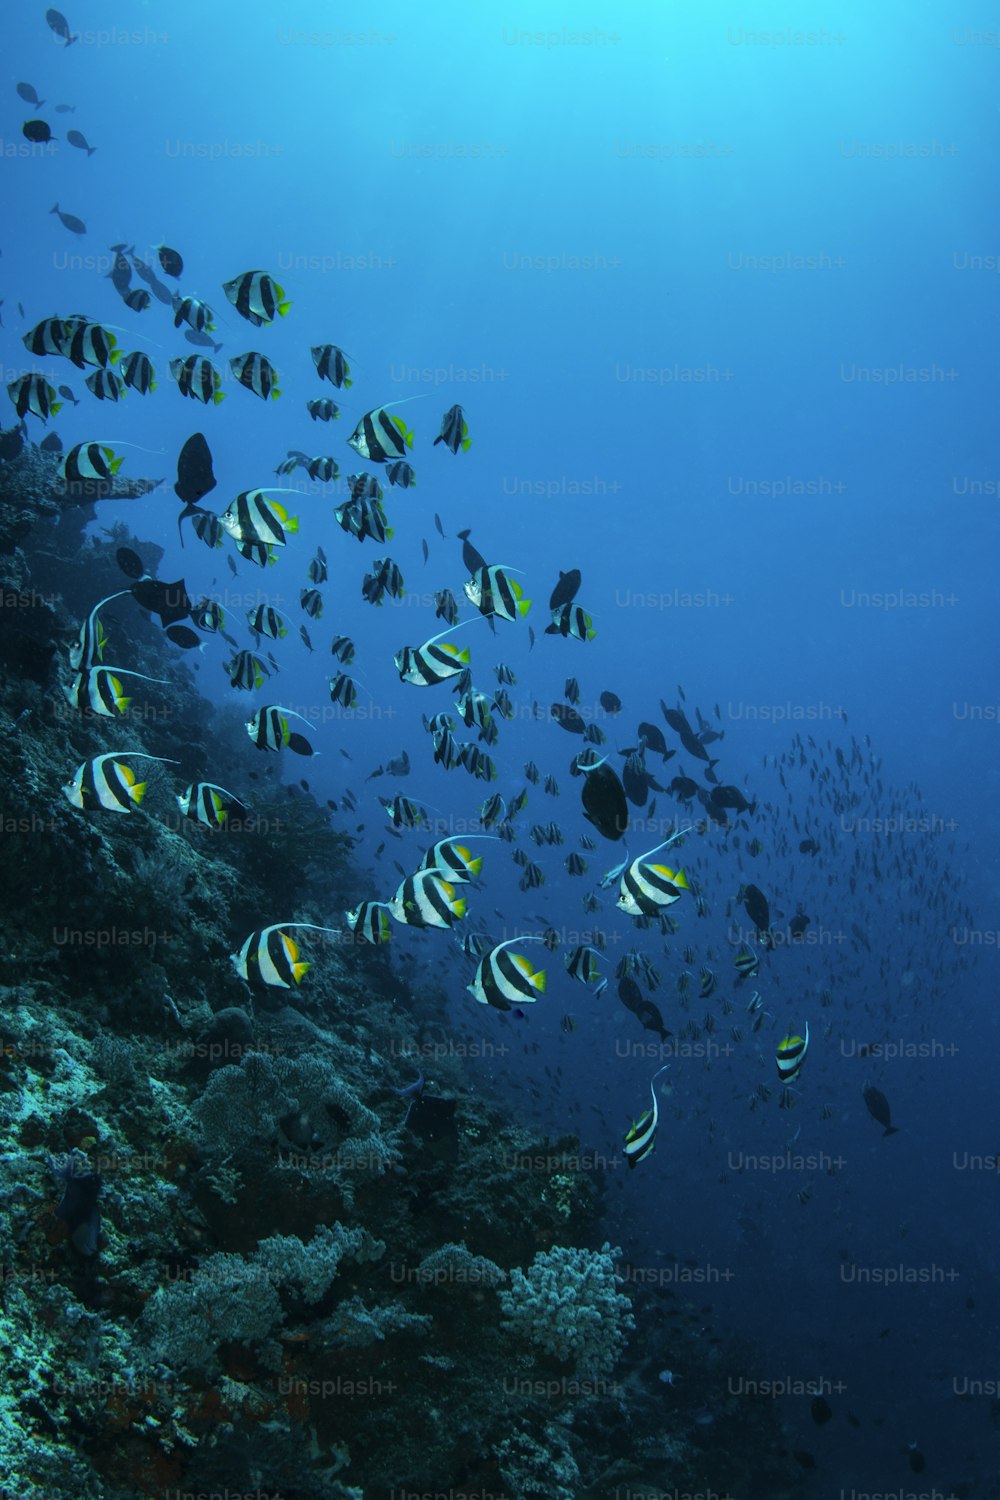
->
(245, 704), (314, 754)
(418, 838), (493, 883)
(224, 649), (269, 691)
(69, 590), (131, 670)
(7, 374), (61, 421)
(344, 901), (392, 944)
(84, 370), (125, 402)
(328, 673), (358, 709)
(300, 588), (323, 619)
(347, 401), (415, 464)
(63, 321), (117, 369)
(169, 356), (223, 405)
(433, 403), (471, 454)
(178, 781), (249, 829)
(394, 622), (471, 687)
(221, 491), (298, 547)
(307, 455), (339, 482)
(307, 398), (339, 421)
(230, 923), (336, 989)
(60, 443), (124, 485)
(468, 937), (546, 1010)
(546, 601), (596, 641)
(775, 1024), (809, 1084)
(223, 270), (290, 327)
(230, 351), (281, 401)
(464, 565), (530, 622)
(311, 343), (351, 387)
(624, 1065), (670, 1167)
(617, 829), (691, 917)
(389, 868), (467, 929)
(173, 294), (216, 333)
(61, 751), (176, 813)
(120, 352), (156, 394)
(247, 603), (287, 640)
(64, 666), (167, 717)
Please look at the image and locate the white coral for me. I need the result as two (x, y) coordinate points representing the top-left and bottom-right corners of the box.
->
(498, 1241), (634, 1377)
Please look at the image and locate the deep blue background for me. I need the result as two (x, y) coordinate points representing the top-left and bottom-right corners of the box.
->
(5, 2), (1000, 1488)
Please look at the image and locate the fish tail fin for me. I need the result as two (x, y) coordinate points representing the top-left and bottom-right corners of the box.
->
(292, 960), (311, 983)
(130, 780), (148, 805)
(533, 969), (547, 992)
(458, 649), (471, 664)
(517, 599), (531, 617)
(213, 391), (225, 405)
(343, 376), (353, 387)
(51, 401), (63, 415)
(271, 387), (282, 399)
(278, 301), (292, 317)
(461, 436), (472, 451)
(452, 897), (468, 919)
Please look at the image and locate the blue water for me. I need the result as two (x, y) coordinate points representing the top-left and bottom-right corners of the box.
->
(6, 1), (1000, 1490)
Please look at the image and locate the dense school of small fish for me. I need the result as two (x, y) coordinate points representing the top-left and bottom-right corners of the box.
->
(5, 24), (975, 1198)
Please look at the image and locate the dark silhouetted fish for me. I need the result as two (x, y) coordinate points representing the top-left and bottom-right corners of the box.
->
(549, 568), (582, 611)
(581, 761), (628, 841)
(455, 528), (484, 573)
(551, 703), (585, 734)
(863, 1084), (899, 1137)
(46, 8), (78, 46)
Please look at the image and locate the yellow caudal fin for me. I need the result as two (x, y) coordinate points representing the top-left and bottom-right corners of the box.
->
(517, 599), (531, 617)
(458, 648), (471, 664)
(292, 960), (311, 984)
(531, 967), (547, 992)
(467, 856), (483, 877)
(130, 780), (147, 805)
(452, 897), (468, 919)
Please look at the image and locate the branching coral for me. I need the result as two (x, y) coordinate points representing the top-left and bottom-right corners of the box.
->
(499, 1242), (634, 1378)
